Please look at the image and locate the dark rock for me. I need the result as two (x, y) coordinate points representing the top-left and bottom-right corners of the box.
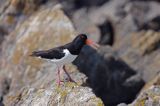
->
(74, 46), (145, 106)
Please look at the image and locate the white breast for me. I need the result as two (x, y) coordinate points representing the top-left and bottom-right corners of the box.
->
(51, 49), (77, 66)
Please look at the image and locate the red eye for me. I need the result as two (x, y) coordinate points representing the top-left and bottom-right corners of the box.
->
(80, 35), (84, 39)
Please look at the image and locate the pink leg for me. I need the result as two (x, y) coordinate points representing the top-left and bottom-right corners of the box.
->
(56, 66), (64, 86)
(62, 65), (76, 83)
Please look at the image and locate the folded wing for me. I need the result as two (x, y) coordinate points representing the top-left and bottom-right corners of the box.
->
(30, 48), (65, 59)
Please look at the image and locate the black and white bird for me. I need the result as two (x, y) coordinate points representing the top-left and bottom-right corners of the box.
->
(30, 34), (99, 85)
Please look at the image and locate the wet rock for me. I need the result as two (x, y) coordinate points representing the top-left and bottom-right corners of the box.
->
(74, 46), (144, 106)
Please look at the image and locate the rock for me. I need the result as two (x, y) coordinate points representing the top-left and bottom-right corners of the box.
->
(0, 4), (104, 106)
(1, 0), (160, 105)
(74, 46), (144, 106)
(0, 26), (8, 47)
(0, 0), (57, 46)
(72, 8), (100, 42)
(60, 0), (109, 9)
(139, 16), (160, 31)
(4, 84), (103, 106)
(87, 0), (160, 47)
(131, 31), (160, 55)
(130, 73), (160, 106)
(117, 103), (128, 106)
(0, 74), (10, 106)
(0, 5), (76, 91)
(118, 31), (160, 82)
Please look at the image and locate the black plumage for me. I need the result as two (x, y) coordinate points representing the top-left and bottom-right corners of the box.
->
(31, 47), (65, 59)
(30, 34), (87, 60)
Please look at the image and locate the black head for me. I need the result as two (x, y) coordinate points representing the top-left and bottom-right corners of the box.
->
(69, 34), (88, 55)
(73, 34), (87, 44)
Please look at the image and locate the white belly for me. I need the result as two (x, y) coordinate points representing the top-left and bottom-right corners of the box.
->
(50, 49), (77, 66)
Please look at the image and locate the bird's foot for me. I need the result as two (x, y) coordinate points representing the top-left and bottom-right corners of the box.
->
(56, 79), (64, 86)
(65, 77), (77, 84)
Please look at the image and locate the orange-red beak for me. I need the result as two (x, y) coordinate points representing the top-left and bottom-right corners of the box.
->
(85, 39), (100, 49)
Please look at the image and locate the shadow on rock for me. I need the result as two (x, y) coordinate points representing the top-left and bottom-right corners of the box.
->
(139, 16), (160, 31)
(74, 46), (145, 106)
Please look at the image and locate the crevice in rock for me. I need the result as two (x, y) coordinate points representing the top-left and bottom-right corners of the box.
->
(98, 20), (114, 46)
(0, 26), (8, 44)
(74, 0), (110, 9)
(60, 0), (110, 11)
(0, 97), (4, 106)
(139, 16), (160, 31)
(0, 77), (11, 106)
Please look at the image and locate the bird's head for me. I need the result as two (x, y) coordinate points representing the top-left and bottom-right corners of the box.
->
(72, 34), (99, 50)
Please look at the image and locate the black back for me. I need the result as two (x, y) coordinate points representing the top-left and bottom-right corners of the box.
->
(31, 47), (65, 59)
(31, 34), (88, 59)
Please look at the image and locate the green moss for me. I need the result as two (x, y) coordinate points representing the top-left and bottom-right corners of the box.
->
(135, 99), (145, 106)
(64, 82), (77, 88)
(60, 90), (68, 103)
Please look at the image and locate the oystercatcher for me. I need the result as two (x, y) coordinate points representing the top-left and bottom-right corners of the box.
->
(30, 34), (99, 85)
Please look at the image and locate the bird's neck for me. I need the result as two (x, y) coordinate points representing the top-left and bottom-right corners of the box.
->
(68, 44), (83, 55)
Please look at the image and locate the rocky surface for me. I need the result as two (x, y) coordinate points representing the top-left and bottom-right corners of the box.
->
(130, 73), (160, 106)
(118, 31), (160, 82)
(0, 3), (103, 106)
(0, 0), (160, 106)
(4, 84), (103, 106)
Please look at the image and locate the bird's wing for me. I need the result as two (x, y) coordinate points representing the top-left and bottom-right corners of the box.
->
(30, 47), (65, 59)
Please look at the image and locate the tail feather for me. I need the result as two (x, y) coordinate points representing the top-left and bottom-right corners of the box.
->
(30, 51), (42, 57)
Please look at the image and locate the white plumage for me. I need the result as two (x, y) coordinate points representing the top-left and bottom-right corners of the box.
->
(51, 49), (77, 66)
